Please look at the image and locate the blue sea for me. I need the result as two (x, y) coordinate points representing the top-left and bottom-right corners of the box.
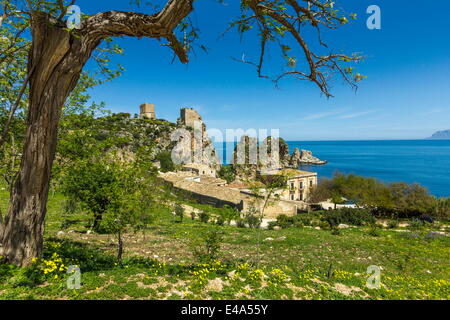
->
(215, 140), (450, 198)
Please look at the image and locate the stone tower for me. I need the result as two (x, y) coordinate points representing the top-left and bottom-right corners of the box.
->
(139, 103), (156, 119)
(179, 108), (202, 128)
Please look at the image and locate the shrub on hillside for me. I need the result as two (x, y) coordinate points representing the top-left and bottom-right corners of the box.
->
(216, 216), (225, 226)
(190, 229), (224, 263)
(321, 208), (376, 227)
(236, 218), (246, 228)
(174, 204), (184, 223)
(218, 205), (241, 225)
(409, 218), (425, 230)
(387, 220), (399, 229)
(156, 151), (175, 173)
(389, 183), (436, 218)
(293, 215), (313, 227)
(272, 214), (316, 229)
(199, 211), (210, 223)
(275, 214), (294, 229)
(267, 221), (278, 230)
(368, 223), (381, 237)
(244, 214), (261, 229)
(218, 165), (236, 184)
(435, 197), (450, 221)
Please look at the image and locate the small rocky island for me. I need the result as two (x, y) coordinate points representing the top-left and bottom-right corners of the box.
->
(289, 148), (327, 166)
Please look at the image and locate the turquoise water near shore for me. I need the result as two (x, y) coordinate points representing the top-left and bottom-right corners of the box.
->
(215, 140), (450, 198)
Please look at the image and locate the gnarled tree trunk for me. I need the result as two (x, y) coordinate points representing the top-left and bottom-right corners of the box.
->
(0, 14), (97, 266)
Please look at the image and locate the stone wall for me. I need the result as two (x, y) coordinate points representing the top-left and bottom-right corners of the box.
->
(241, 197), (299, 218)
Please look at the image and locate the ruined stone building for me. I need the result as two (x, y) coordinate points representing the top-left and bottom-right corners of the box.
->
(182, 163), (217, 177)
(139, 103), (156, 119)
(179, 108), (202, 128)
(176, 107), (221, 169)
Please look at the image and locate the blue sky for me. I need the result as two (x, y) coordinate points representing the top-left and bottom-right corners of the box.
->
(78, 0), (450, 141)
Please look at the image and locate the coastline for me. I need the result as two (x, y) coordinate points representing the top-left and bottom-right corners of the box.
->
(214, 140), (450, 198)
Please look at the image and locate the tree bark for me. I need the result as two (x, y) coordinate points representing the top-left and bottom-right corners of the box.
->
(0, 0), (193, 266)
(117, 230), (123, 263)
(0, 13), (95, 266)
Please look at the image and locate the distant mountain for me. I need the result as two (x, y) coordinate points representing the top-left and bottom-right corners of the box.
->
(428, 130), (450, 140)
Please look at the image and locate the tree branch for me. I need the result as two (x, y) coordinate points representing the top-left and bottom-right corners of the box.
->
(81, 0), (194, 63)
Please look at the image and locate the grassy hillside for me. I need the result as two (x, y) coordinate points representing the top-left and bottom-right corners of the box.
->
(0, 190), (449, 300)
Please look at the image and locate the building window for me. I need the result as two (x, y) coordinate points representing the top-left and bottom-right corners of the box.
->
(300, 181), (304, 189)
(290, 182), (295, 189)
(310, 180), (313, 187)
(299, 192), (303, 201)
(290, 194), (295, 201)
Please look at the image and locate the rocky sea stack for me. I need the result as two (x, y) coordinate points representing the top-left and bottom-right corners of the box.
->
(289, 148), (327, 166)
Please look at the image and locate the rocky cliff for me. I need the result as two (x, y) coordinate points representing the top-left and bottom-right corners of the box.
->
(175, 108), (221, 169)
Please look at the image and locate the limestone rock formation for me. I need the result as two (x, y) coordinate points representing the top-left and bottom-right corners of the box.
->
(231, 135), (259, 180)
(175, 108), (221, 170)
(259, 137), (291, 169)
(230, 137), (327, 180)
(231, 136), (293, 180)
(289, 147), (302, 168)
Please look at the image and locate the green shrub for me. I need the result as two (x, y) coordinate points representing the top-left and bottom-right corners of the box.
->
(293, 221), (304, 228)
(6, 266), (42, 288)
(199, 211), (210, 223)
(331, 226), (341, 236)
(318, 221), (331, 230)
(43, 239), (116, 272)
(216, 205), (241, 225)
(291, 215), (314, 228)
(156, 151), (175, 173)
(236, 218), (246, 228)
(218, 165), (236, 184)
(60, 160), (120, 232)
(387, 220), (399, 229)
(244, 214), (261, 229)
(276, 214), (294, 229)
(409, 219), (425, 230)
(267, 221), (278, 230)
(190, 211), (196, 220)
(216, 216), (225, 226)
(321, 208), (376, 227)
(368, 223), (381, 237)
(190, 229), (224, 263)
(276, 214), (317, 229)
(174, 204), (184, 223)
